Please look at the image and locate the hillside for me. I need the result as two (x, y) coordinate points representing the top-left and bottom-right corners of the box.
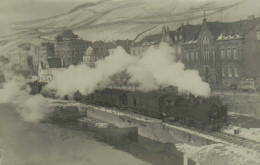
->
(1, 0), (260, 56)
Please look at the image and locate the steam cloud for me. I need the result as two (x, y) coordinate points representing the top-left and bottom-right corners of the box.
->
(46, 47), (137, 97)
(0, 43), (210, 122)
(127, 43), (210, 96)
(46, 43), (210, 97)
(0, 70), (51, 123)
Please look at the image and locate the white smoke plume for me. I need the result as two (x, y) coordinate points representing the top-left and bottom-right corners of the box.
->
(127, 43), (210, 96)
(46, 47), (137, 97)
(0, 71), (51, 123)
(46, 43), (210, 97)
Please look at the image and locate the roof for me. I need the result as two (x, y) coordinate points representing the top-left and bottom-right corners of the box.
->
(91, 41), (105, 48)
(173, 24), (201, 43)
(103, 42), (117, 49)
(160, 17), (260, 44)
(133, 33), (162, 47)
(61, 29), (78, 40)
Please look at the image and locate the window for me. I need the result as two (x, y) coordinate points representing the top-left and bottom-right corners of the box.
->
(227, 49), (232, 59)
(204, 51), (210, 60)
(257, 31), (260, 40)
(191, 52), (195, 61)
(234, 67), (239, 77)
(195, 52), (199, 61)
(233, 49), (238, 59)
(186, 53), (190, 61)
(212, 50), (215, 61)
(228, 67), (232, 77)
(222, 68), (226, 77)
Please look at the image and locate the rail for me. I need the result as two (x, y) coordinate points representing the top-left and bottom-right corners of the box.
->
(166, 121), (260, 152)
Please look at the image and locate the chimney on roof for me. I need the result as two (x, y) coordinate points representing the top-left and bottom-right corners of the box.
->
(248, 15), (255, 20)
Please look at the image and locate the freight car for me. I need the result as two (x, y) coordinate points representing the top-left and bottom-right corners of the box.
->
(73, 88), (228, 131)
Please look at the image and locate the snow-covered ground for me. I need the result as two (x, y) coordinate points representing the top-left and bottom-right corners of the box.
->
(50, 99), (260, 165)
(176, 143), (260, 165)
(223, 125), (260, 143)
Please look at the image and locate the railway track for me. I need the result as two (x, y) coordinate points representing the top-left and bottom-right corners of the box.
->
(54, 100), (260, 152)
(210, 131), (260, 151)
(167, 121), (260, 152)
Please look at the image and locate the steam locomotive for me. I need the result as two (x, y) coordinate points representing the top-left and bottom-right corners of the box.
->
(73, 87), (228, 131)
(28, 82), (228, 131)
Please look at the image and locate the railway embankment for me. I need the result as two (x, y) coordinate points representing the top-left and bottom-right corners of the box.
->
(86, 105), (218, 146)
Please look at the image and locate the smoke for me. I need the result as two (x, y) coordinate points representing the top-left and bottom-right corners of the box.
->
(0, 71), (51, 123)
(46, 43), (210, 97)
(46, 46), (137, 97)
(127, 43), (210, 96)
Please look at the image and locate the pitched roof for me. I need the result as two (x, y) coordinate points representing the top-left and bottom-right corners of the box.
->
(173, 24), (201, 43)
(91, 41), (105, 48)
(133, 33), (162, 47)
(165, 17), (260, 43)
(103, 42), (117, 49)
(116, 40), (132, 47)
(61, 30), (78, 40)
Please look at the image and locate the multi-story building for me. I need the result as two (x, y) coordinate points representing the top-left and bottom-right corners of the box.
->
(179, 16), (260, 88)
(7, 44), (33, 71)
(131, 15), (260, 89)
(54, 30), (90, 67)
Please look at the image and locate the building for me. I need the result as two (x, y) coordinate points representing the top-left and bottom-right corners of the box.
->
(83, 46), (95, 66)
(37, 61), (52, 82)
(115, 40), (133, 54)
(130, 34), (161, 56)
(37, 57), (64, 82)
(54, 30), (90, 67)
(104, 41), (118, 55)
(7, 43), (33, 71)
(134, 16), (260, 89)
(176, 16), (260, 89)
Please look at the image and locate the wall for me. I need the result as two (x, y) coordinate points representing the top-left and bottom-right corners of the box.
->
(243, 22), (260, 77)
(86, 106), (217, 146)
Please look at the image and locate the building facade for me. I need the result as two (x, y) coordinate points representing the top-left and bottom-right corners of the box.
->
(54, 30), (90, 67)
(132, 16), (260, 89)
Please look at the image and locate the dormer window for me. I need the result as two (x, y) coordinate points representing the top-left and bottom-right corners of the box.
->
(179, 34), (182, 40)
(175, 35), (178, 41)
